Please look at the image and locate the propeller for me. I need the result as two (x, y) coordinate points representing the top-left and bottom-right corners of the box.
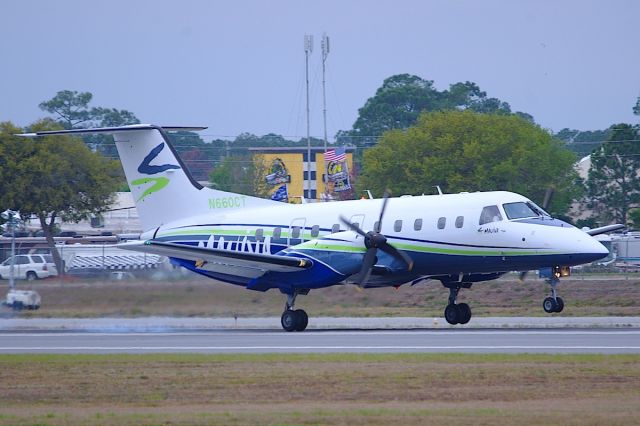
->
(542, 187), (554, 211)
(339, 189), (414, 286)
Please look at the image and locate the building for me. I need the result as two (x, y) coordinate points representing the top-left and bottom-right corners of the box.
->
(249, 147), (355, 201)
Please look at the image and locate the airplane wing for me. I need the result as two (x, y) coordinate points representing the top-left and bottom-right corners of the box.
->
(118, 240), (312, 278)
(585, 224), (625, 236)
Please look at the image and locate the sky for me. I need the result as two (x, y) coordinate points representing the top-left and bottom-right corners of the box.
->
(1, 0), (639, 142)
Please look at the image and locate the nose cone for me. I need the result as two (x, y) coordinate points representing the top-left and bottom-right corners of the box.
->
(582, 235), (610, 263)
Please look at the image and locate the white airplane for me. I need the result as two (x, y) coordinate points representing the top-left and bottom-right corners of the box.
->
(20, 125), (619, 331)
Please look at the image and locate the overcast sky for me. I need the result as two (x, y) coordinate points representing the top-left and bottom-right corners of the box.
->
(1, 0), (638, 141)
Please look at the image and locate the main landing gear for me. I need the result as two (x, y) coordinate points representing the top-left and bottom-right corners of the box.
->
(542, 277), (564, 314)
(442, 283), (472, 325)
(281, 290), (309, 332)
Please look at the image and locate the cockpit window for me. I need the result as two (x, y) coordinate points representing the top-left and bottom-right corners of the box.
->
(503, 202), (549, 220)
(479, 205), (503, 225)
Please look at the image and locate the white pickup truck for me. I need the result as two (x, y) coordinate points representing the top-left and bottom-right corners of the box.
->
(0, 254), (58, 280)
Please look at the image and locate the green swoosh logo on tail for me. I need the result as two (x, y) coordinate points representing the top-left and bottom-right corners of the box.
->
(131, 177), (170, 201)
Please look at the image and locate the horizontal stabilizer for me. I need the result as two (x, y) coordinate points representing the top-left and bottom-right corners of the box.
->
(17, 124), (207, 138)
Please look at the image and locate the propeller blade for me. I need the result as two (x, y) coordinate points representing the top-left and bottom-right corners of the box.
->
(542, 187), (554, 210)
(339, 215), (367, 238)
(352, 247), (377, 285)
(379, 242), (414, 271)
(376, 189), (392, 232)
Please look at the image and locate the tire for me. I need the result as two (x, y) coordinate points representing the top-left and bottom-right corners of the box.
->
(294, 309), (308, 331)
(13, 301), (23, 311)
(444, 304), (459, 325)
(281, 310), (298, 332)
(457, 303), (472, 325)
(26, 271), (37, 281)
(554, 297), (564, 313)
(543, 297), (557, 314)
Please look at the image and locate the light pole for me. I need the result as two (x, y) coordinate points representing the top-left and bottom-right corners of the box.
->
(304, 34), (313, 200)
(321, 33), (330, 193)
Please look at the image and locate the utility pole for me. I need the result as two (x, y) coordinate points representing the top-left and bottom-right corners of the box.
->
(321, 33), (330, 192)
(1, 210), (20, 290)
(304, 34), (313, 199)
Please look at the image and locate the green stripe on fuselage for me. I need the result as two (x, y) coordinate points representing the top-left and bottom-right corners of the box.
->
(156, 228), (559, 257)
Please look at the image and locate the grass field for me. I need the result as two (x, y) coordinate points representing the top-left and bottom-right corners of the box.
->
(5, 274), (640, 318)
(0, 353), (639, 425)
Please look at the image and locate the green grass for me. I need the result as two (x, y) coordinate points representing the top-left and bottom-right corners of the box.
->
(1, 353), (639, 425)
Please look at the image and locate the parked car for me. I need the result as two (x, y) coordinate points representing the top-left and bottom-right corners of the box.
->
(0, 254), (58, 280)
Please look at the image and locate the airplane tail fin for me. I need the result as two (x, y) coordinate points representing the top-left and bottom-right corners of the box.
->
(19, 125), (278, 231)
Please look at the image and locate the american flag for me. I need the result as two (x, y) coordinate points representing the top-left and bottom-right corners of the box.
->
(324, 146), (346, 162)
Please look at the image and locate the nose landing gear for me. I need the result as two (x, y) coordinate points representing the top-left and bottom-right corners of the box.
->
(542, 277), (564, 313)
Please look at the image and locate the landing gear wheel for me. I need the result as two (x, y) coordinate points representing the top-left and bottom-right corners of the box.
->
(293, 309), (309, 331)
(543, 297), (558, 314)
(444, 304), (460, 325)
(554, 297), (564, 313)
(281, 310), (298, 332)
(294, 309), (308, 331)
(457, 303), (472, 325)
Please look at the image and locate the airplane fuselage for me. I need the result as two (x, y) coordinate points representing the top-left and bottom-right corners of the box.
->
(143, 190), (607, 291)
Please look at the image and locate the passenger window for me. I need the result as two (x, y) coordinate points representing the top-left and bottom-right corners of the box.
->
(16, 255), (29, 265)
(455, 216), (464, 228)
(311, 225), (319, 238)
(331, 224), (340, 233)
(394, 220), (403, 232)
(479, 205), (503, 225)
(437, 217), (446, 229)
(291, 226), (301, 239)
(273, 227), (281, 239)
(414, 218), (423, 231)
(32, 255), (44, 263)
(255, 228), (264, 241)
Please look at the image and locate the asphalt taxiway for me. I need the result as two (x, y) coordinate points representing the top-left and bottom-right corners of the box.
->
(1, 329), (639, 354)
(1, 317), (639, 354)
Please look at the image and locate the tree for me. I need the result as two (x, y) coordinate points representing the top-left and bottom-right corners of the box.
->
(339, 75), (525, 147)
(209, 154), (271, 198)
(39, 90), (140, 157)
(0, 120), (120, 271)
(347, 74), (443, 145)
(586, 123), (640, 225)
(38, 90), (94, 129)
(629, 209), (640, 230)
(634, 96), (640, 116)
(358, 110), (578, 216)
(555, 128), (612, 158)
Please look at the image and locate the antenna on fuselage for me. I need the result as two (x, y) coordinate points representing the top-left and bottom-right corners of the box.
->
(434, 186), (444, 195)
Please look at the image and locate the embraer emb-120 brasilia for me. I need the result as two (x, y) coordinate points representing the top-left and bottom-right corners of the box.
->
(20, 125), (621, 331)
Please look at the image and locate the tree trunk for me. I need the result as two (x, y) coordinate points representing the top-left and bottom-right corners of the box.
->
(38, 213), (64, 276)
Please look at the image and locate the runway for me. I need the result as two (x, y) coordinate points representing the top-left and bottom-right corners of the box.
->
(1, 328), (639, 354)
